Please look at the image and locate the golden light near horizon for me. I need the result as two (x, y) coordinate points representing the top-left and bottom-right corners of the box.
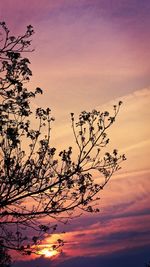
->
(38, 247), (59, 258)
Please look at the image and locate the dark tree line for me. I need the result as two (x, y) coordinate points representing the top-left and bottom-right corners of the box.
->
(0, 21), (125, 257)
(0, 243), (11, 267)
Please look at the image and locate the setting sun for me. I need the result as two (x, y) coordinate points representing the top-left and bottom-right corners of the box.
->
(39, 248), (59, 258)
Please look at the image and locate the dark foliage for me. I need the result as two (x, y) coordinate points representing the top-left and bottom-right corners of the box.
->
(0, 22), (126, 256)
(0, 243), (11, 267)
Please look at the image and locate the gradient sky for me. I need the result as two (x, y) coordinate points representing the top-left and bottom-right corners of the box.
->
(0, 1), (150, 266)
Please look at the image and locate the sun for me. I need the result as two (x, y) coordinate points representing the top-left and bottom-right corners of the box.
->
(39, 248), (58, 258)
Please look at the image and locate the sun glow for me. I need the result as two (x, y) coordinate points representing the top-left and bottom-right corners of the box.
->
(39, 248), (58, 258)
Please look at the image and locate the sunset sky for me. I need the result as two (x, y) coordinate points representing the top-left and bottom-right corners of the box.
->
(0, 0), (150, 266)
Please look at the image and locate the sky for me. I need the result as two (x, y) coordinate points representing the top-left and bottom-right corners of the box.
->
(0, 0), (150, 266)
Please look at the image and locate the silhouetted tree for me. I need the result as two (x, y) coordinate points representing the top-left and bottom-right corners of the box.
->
(0, 22), (126, 256)
(0, 242), (11, 267)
